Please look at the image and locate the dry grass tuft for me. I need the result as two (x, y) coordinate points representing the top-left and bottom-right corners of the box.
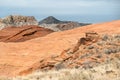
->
(0, 58), (120, 80)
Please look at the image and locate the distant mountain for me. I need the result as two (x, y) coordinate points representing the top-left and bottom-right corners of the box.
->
(39, 16), (91, 31)
(39, 16), (77, 24)
(39, 16), (61, 24)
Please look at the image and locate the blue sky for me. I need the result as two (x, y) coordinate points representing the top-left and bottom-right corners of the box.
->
(0, 0), (120, 23)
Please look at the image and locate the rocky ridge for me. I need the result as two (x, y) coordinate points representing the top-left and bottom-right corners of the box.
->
(39, 16), (90, 31)
(0, 15), (38, 29)
(0, 15), (90, 31)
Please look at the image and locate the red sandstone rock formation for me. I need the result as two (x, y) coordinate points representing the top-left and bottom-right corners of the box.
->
(0, 25), (54, 42)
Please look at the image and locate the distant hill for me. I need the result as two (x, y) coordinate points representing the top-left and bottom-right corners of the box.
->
(39, 16), (91, 31)
(39, 16), (61, 24)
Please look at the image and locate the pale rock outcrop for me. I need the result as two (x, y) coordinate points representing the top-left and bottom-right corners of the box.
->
(0, 15), (38, 29)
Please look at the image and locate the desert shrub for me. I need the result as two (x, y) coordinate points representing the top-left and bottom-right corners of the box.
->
(96, 54), (102, 58)
(87, 45), (94, 49)
(104, 48), (112, 54)
(55, 62), (65, 70)
(104, 48), (118, 54)
(102, 34), (109, 41)
(114, 34), (120, 39)
(97, 41), (105, 46)
(79, 53), (92, 59)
